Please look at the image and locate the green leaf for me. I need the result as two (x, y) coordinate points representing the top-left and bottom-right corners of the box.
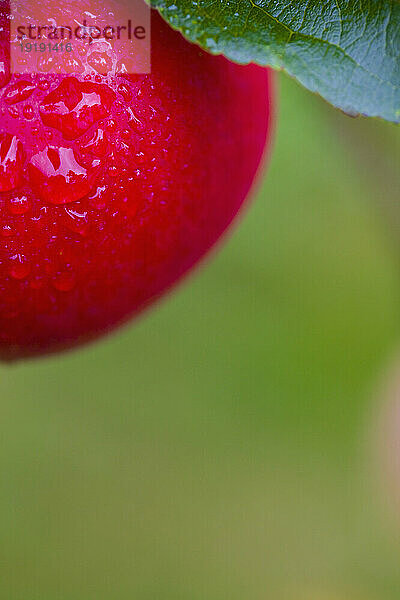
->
(151, 0), (400, 123)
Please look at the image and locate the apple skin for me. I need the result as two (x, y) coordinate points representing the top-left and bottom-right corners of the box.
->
(0, 8), (274, 359)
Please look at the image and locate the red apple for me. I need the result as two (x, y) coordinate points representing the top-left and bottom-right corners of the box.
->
(0, 5), (274, 359)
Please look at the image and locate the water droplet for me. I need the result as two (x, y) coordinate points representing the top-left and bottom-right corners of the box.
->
(9, 254), (31, 280)
(126, 107), (145, 132)
(88, 184), (110, 210)
(4, 80), (36, 104)
(1, 225), (13, 237)
(0, 133), (25, 192)
(52, 270), (76, 292)
(0, 60), (10, 89)
(87, 49), (112, 77)
(39, 76), (116, 140)
(135, 151), (146, 164)
(121, 128), (131, 141)
(116, 57), (134, 75)
(79, 127), (109, 158)
(7, 106), (19, 118)
(8, 195), (31, 215)
(38, 78), (50, 91)
(28, 146), (101, 205)
(64, 206), (89, 236)
(116, 140), (130, 156)
(117, 82), (132, 101)
(37, 53), (61, 74)
(63, 55), (84, 75)
(105, 118), (117, 132)
(23, 105), (34, 120)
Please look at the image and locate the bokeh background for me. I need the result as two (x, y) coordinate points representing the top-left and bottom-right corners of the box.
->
(1, 72), (400, 599)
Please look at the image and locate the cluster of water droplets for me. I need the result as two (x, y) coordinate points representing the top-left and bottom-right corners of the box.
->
(0, 66), (176, 320)
(0, 0), (190, 337)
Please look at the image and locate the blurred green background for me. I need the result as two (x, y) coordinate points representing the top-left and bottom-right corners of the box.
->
(1, 73), (400, 599)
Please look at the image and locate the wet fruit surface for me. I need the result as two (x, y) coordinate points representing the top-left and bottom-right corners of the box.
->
(0, 6), (273, 359)
(39, 77), (116, 140)
(28, 146), (101, 204)
(0, 132), (25, 191)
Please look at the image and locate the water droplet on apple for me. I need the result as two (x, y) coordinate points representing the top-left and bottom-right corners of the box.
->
(9, 254), (31, 280)
(23, 105), (34, 120)
(0, 60), (10, 89)
(126, 107), (145, 132)
(39, 76), (116, 140)
(28, 145), (101, 205)
(63, 55), (84, 75)
(1, 225), (13, 238)
(0, 133), (25, 192)
(79, 127), (109, 158)
(8, 195), (31, 215)
(88, 184), (110, 210)
(118, 82), (133, 101)
(4, 80), (36, 105)
(7, 106), (19, 119)
(88, 51), (112, 76)
(63, 206), (89, 236)
(52, 270), (76, 292)
(38, 78), (50, 91)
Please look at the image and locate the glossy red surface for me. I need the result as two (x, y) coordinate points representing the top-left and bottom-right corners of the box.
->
(0, 8), (273, 358)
